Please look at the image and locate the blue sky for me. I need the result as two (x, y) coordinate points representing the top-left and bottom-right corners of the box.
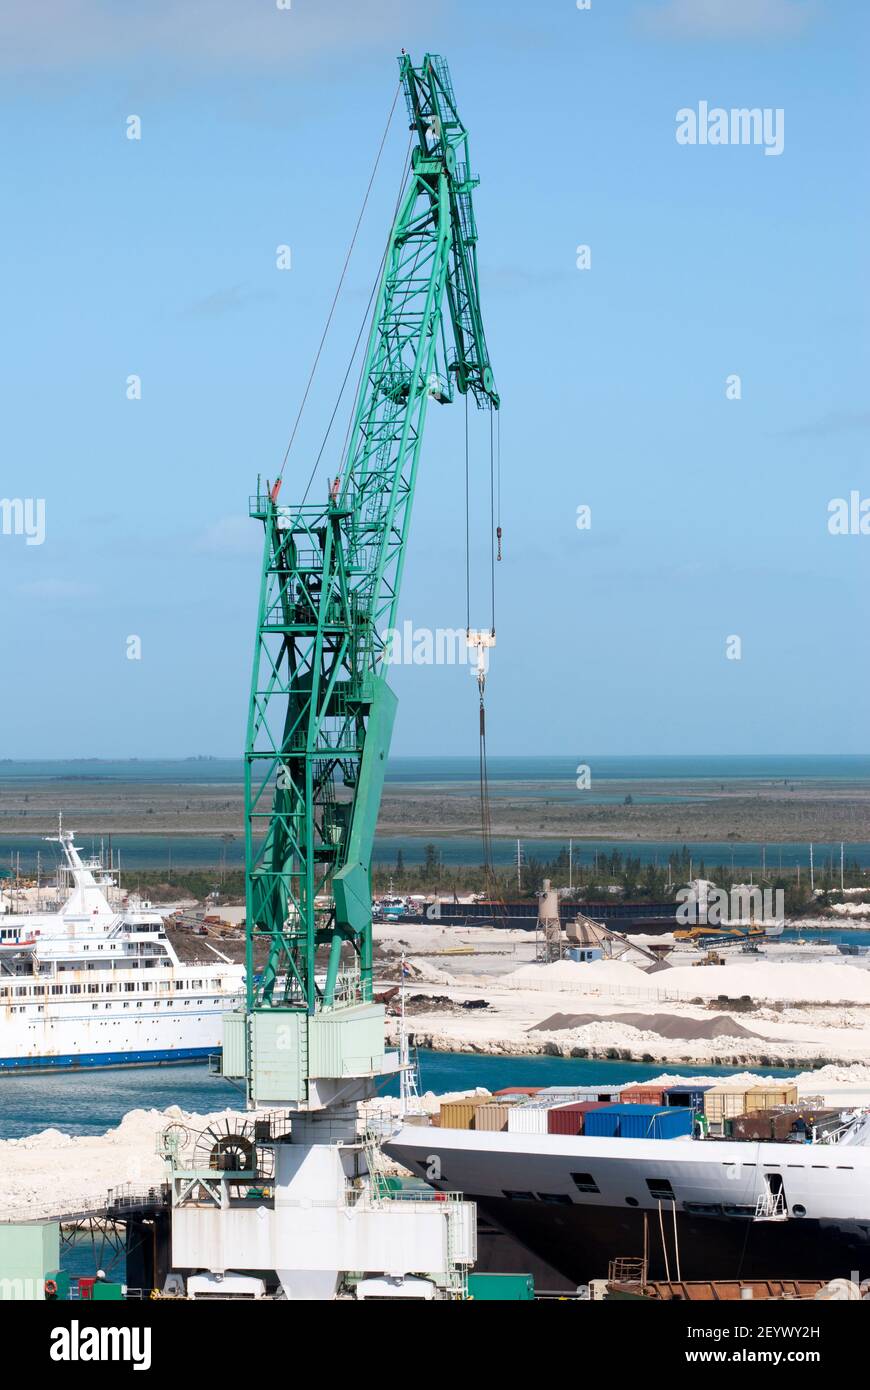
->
(0, 0), (867, 759)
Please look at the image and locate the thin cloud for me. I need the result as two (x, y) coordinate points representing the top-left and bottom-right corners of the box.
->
(180, 284), (277, 320)
(636, 0), (819, 40)
(0, 0), (428, 73)
(16, 579), (99, 600)
(486, 265), (572, 293)
(194, 516), (261, 557)
(777, 409), (870, 439)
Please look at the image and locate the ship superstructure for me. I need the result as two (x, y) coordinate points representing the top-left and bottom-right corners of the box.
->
(0, 825), (244, 1071)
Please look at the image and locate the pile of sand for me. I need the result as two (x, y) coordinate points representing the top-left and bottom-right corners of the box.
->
(505, 957), (870, 1006)
(531, 1011), (763, 1041)
(407, 958), (457, 986)
(507, 959), (651, 989)
(661, 962), (870, 1004)
(0, 1107), (260, 1222)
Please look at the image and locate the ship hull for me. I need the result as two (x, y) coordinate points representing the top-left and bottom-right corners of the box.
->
(385, 1125), (870, 1287)
(471, 1194), (870, 1286)
(0, 1045), (214, 1073)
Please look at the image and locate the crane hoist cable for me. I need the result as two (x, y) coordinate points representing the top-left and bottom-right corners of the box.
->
(276, 79), (403, 492)
(496, 406), (503, 562)
(304, 135), (414, 510)
(466, 400), (506, 917)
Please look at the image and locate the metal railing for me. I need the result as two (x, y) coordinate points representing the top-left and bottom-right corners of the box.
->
(754, 1190), (788, 1221)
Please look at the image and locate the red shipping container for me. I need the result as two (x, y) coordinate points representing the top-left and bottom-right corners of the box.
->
(492, 1086), (540, 1097)
(620, 1086), (666, 1105)
(547, 1101), (610, 1136)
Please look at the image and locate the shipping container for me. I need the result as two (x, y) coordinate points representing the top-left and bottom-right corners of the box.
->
(728, 1111), (773, 1141)
(664, 1085), (712, 1111)
(439, 1098), (490, 1130)
(492, 1087), (540, 1097)
(547, 1101), (610, 1136)
(703, 1085), (750, 1120)
(619, 1086), (666, 1106)
(467, 1273), (535, 1301)
(539, 1087), (621, 1104)
(745, 1085), (798, 1110)
(730, 1107), (842, 1142)
(507, 1105), (552, 1135)
(582, 1107), (621, 1138)
(585, 1104), (694, 1140)
(475, 1103), (516, 1132)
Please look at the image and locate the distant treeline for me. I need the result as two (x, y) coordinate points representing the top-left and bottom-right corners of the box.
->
(95, 849), (869, 916)
(373, 843), (869, 915)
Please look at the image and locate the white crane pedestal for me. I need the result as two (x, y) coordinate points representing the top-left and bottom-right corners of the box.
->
(167, 1100), (476, 1300)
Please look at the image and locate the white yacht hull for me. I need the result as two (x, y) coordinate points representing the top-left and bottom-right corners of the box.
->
(385, 1126), (870, 1285)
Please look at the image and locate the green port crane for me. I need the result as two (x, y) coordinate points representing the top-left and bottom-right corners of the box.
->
(235, 53), (498, 1108)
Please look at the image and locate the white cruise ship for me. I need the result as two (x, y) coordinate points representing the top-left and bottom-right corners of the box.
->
(0, 825), (244, 1072)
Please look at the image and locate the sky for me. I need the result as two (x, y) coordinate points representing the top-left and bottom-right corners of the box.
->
(0, 0), (868, 759)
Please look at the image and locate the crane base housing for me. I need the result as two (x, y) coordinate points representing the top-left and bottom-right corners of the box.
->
(221, 1003), (398, 1110)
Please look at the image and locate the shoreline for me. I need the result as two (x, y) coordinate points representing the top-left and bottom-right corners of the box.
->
(390, 1026), (832, 1070)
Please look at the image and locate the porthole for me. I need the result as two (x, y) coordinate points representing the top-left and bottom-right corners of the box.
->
(792, 1204), (807, 1218)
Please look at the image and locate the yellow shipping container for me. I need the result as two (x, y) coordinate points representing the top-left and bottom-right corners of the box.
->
(439, 1098), (491, 1130)
(745, 1085), (798, 1110)
(704, 1086), (750, 1123)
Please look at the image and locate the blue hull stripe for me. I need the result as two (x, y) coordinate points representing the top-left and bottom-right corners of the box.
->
(0, 1047), (215, 1073)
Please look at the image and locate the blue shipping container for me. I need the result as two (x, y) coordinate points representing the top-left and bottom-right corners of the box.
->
(584, 1104), (693, 1140)
(663, 1085), (712, 1111)
(583, 1107), (621, 1137)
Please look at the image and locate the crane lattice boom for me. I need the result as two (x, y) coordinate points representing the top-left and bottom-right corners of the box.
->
(238, 53), (498, 1107)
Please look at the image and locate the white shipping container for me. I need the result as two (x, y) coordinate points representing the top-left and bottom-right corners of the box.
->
(538, 1088), (620, 1104)
(507, 1105), (552, 1134)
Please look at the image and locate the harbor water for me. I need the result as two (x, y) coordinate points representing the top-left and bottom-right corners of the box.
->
(0, 1054), (798, 1142)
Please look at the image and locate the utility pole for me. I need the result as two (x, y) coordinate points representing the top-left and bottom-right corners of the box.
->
(568, 838), (573, 891)
(809, 842), (814, 893)
(840, 841), (845, 892)
(516, 838), (523, 893)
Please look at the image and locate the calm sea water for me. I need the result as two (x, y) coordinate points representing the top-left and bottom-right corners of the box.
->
(0, 1053), (798, 1143)
(4, 754), (870, 784)
(4, 833), (865, 872)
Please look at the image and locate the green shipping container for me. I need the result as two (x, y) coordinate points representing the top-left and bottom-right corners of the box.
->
(467, 1273), (534, 1301)
(0, 1223), (60, 1300)
(92, 1281), (125, 1301)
